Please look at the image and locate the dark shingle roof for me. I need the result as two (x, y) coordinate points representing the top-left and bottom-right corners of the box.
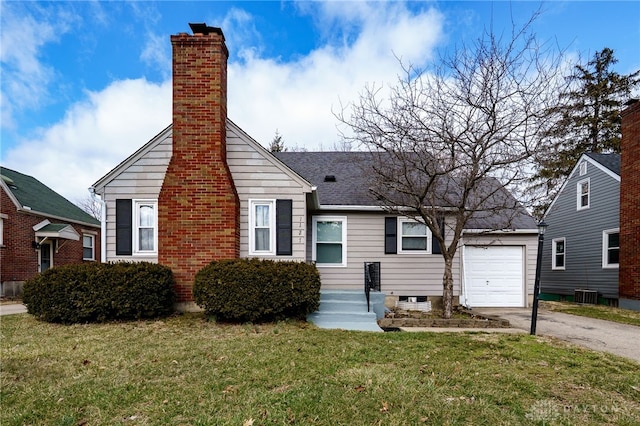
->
(0, 167), (99, 226)
(585, 152), (620, 175)
(275, 152), (536, 230)
(275, 152), (376, 206)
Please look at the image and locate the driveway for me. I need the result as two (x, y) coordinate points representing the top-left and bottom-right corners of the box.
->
(473, 307), (640, 363)
(0, 303), (27, 316)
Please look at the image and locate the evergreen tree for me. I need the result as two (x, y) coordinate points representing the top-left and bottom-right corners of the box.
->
(269, 130), (287, 152)
(532, 48), (639, 214)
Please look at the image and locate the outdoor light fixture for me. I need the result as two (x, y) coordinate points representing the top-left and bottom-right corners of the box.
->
(530, 220), (548, 335)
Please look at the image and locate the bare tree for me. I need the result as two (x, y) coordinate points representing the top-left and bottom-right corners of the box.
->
(76, 196), (102, 221)
(336, 15), (562, 318)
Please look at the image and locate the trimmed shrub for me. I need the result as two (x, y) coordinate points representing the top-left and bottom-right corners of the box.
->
(193, 258), (321, 322)
(23, 262), (175, 324)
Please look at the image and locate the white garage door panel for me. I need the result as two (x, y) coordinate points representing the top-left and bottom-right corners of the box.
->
(464, 246), (523, 307)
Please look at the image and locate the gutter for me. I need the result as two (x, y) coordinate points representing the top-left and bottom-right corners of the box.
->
(15, 207), (100, 229)
(462, 228), (539, 234)
(89, 187), (107, 263)
(314, 205), (461, 212)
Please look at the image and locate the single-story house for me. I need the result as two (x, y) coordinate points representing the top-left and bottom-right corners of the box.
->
(91, 24), (539, 323)
(540, 153), (621, 305)
(0, 166), (101, 297)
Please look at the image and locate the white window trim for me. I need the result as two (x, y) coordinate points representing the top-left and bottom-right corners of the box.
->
(602, 228), (620, 269)
(133, 199), (158, 255)
(312, 216), (347, 267)
(82, 234), (95, 261)
(579, 161), (587, 176)
(397, 218), (432, 254)
(552, 237), (566, 270)
(248, 199), (276, 256)
(577, 178), (590, 210)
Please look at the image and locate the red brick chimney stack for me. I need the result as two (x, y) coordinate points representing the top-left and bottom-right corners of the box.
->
(158, 24), (240, 304)
(619, 99), (640, 310)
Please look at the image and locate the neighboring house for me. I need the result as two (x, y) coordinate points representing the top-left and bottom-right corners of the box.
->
(620, 99), (640, 311)
(540, 153), (621, 304)
(92, 24), (539, 314)
(0, 167), (101, 297)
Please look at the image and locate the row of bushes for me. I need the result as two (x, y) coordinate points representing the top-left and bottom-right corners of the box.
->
(194, 258), (321, 322)
(23, 259), (321, 324)
(23, 262), (176, 323)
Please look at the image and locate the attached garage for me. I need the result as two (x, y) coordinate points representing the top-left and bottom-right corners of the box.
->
(463, 245), (524, 307)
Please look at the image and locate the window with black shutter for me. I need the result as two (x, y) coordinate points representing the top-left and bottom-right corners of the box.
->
(432, 216), (445, 254)
(385, 217), (397, 254)
(276, 199), (293, 256)
(115, 199), (132, 255)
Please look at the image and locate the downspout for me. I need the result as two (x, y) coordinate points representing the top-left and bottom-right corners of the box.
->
(89, 187), (107, 263)
(460, 245), (469, 308)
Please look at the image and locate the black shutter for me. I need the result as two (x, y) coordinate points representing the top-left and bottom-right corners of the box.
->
(385, 217), (397, 254)
(115, 199), (132, 255)
(276, 199), (293, 256)
(432, 216), (445, 255)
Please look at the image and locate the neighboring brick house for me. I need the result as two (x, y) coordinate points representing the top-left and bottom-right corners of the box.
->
(0, 167), (101, 297)
(92, 23), (539, 322)
(620, 99), (640, 311)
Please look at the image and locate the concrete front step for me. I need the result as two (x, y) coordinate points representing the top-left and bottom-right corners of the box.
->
(307, 290), (384, 332)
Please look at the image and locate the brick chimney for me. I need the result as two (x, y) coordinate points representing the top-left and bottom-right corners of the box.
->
(619, 99), (640, 310)
(158, 24), (240, 304)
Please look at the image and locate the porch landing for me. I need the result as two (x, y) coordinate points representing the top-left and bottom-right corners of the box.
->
(307, 290), (385, 332)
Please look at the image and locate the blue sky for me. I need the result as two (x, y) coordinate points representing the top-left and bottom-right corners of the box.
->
(1, 1), (639, 202)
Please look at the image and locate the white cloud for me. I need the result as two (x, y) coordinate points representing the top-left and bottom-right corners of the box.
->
(3, 79), (171, 202)
(3, 2), (444, 202)
(0, 3), (74, 129)
(140, 32), (171, 78)
(228, 3), (443, 150)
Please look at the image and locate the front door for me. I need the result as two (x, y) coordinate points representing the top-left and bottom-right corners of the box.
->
(39, 243), (52, 272)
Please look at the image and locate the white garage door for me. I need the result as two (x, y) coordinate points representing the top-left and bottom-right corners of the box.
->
(463, 246), (524, 307)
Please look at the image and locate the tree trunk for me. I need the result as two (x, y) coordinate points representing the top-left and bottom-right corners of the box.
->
(442, 255), (454, 319)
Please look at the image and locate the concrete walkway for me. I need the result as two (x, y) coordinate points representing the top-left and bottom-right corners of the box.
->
(0, 303), (27, 316)
(473, 307), (640, 363)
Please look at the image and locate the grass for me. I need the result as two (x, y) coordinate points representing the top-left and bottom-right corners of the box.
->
(543, 301), (640, 327)
(1, 313), (639, 425)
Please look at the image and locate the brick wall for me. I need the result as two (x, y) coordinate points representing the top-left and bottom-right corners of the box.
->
(619, 99), (640, 303)
(1, 187), (101, 286)
(158, 25), (240, 302)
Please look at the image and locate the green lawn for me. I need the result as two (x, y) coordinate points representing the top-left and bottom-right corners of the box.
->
(543, 301), (640, 327)
(1, 313), (639, 425)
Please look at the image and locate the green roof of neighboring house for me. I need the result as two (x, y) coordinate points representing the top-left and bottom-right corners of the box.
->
(38, 223), (72, 232)
(0, 166), (99, 227)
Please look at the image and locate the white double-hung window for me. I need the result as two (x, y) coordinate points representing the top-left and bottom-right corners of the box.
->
(602, 229), (620, 268)
(577, 178), (590, 210)
(249, 200), (275, 255)
(552, 237), (566, 270)
(313, 216), (347, 267)
(83, 234), (95, 260)
(134, 200), (157, 254)
(398, 218), (431, 253)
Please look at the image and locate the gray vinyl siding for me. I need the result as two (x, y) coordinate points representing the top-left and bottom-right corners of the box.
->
(100, 133), (172, 262)
(226, 126), (311, 261)
(98, 122), (311, 263)
(541, 159), (620, 298)
(311, 212), (537, 298)
(310, 212), (452, 295)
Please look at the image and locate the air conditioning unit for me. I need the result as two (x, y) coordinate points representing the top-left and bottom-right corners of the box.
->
(574, 289), (598, 305)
